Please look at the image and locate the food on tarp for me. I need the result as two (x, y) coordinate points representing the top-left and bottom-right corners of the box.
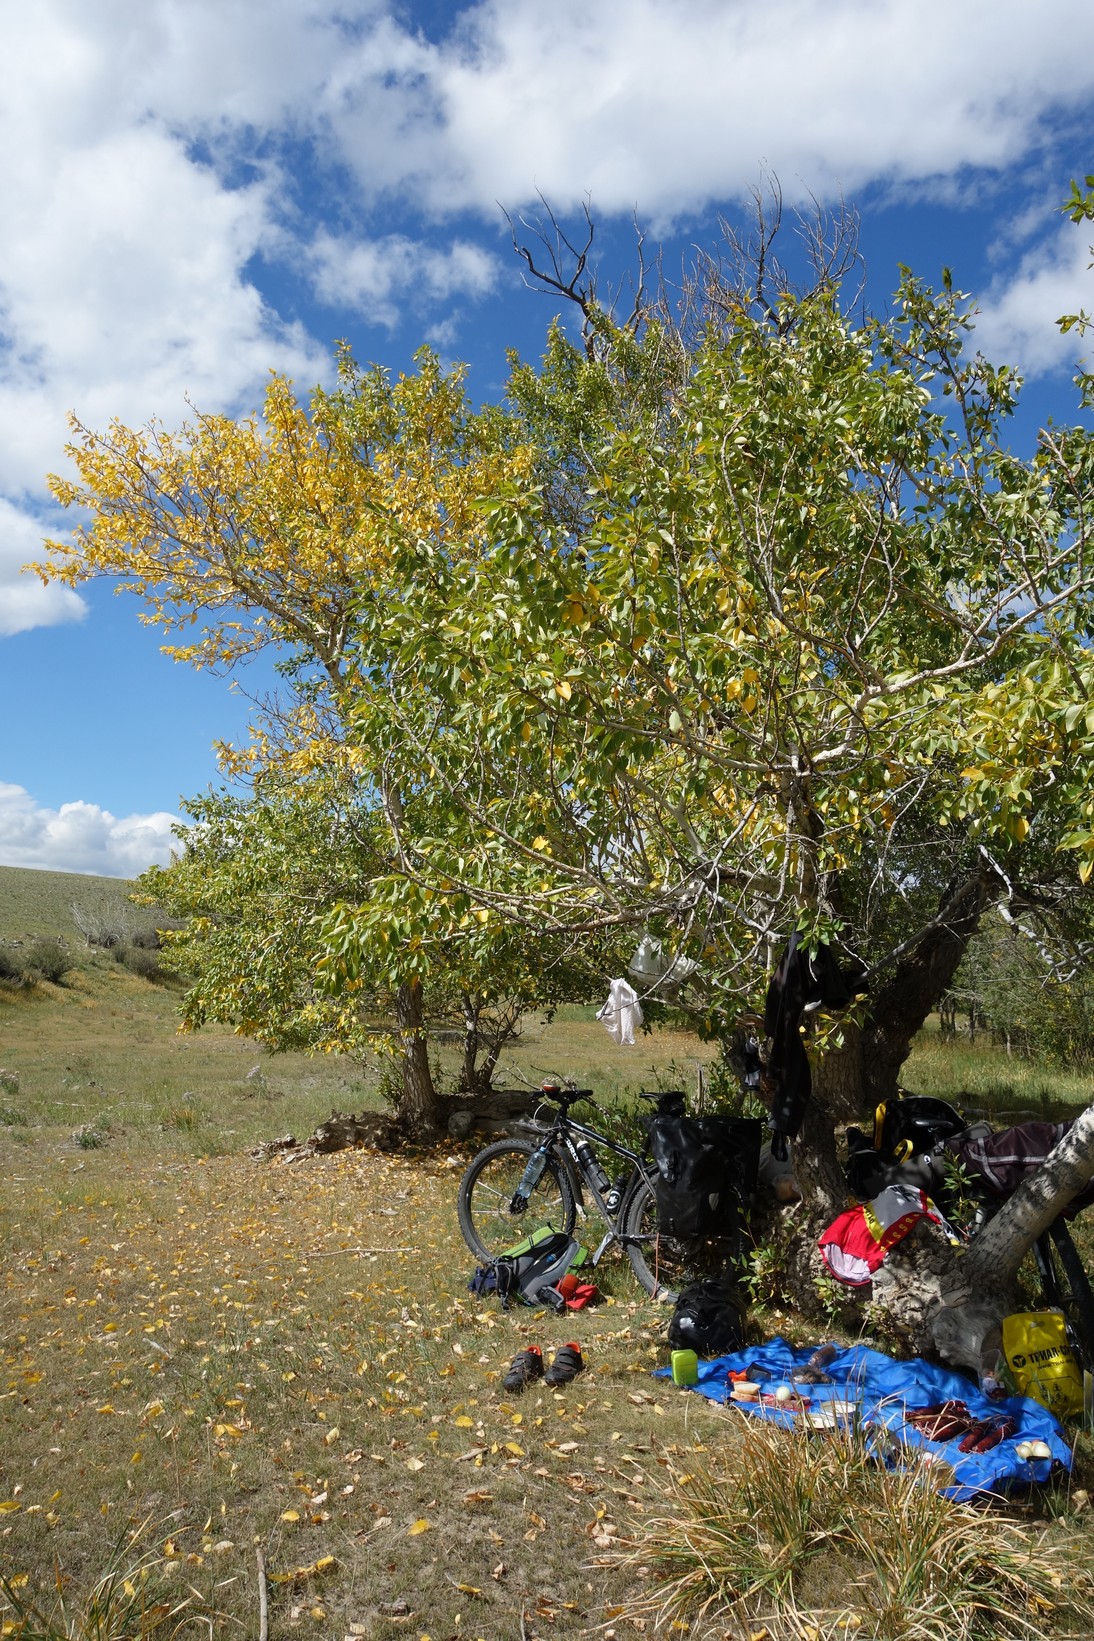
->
(761, 1387), (810, 1409)
(1016, 1438), (1053, 1461)
(794, 1343), (838, 1385)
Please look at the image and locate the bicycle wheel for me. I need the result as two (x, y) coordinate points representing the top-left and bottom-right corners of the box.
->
(458, 1139), (577, 1263)
(1046, 1220), (1094, 1373)
(621, 1173), (739, 1301)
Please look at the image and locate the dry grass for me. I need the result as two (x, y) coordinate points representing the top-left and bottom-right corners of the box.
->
(0, 974), (729, 1638)
(613, 1415), (1094, 1640)
(0, 1138), (737, 1638)
(3, 959), (1094, 1637)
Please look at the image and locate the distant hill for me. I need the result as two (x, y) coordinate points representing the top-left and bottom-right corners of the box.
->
(0, 864), (138, 943)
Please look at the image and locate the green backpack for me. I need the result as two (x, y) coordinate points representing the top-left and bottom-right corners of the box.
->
(468, 1227), (587, 1311)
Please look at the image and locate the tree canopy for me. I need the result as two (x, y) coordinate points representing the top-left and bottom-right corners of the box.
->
(36, 198), (1094, 1167)
(319, 248), (1094, 1156)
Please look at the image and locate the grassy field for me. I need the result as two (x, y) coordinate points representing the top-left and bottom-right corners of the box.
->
(4, 873), (1094, 1638)
(0, 865), (141, 944)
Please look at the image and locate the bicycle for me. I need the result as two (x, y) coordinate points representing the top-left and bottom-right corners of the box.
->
(456, 1083), (744, 1300)
(1029, 1217), (1094, 1373)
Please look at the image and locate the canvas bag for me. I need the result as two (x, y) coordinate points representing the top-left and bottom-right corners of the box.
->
(1001, 1310), (1085, 1417)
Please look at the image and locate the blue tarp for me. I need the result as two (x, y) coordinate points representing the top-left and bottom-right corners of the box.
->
(655, 1338), (1071, 1501)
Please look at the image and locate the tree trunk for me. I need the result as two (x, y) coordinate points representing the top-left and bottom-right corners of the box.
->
(928, 1102), (1094, 1371)
(785, 868), (999, 1324)
(395, 979), (441, 1138)
(859, 869), (996, 1107)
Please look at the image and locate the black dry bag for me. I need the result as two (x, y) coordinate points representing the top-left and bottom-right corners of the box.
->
(667, 1279), (745, 1356)
(646, 1115), (762, 1237)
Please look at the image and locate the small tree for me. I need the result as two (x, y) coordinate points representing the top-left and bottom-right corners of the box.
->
(37, 348), (532, 1138)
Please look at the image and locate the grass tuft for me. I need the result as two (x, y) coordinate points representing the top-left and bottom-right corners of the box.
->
(0, 1518), (206, 1640)
(615, 1414), (1094, 1639)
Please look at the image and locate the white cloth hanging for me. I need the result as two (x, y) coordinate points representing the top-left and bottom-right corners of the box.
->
(627, 933), (698, 994)
(596, 977), (643, 1045)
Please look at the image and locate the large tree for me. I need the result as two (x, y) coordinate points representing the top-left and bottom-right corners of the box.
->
(318, 200), (1094, 1363)
(37, 193), (1094, 1364)
(140, 772), (610, 1127)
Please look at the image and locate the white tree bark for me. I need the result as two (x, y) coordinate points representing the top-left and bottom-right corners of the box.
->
(928, 1102), (1094, 1371)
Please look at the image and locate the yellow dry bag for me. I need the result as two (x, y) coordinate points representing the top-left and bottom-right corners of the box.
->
(1001, 1310), (1084, 1418)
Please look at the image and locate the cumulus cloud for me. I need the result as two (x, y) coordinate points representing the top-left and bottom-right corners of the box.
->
(308, 231), (498, 326)
(973, 222), (1094, 376)
(0, 0), (331, 611)
(0, 782), (183, 877)
(318, 0), (1094, 219)
(3, 0), (1094, 647)
(0, 498), (86, 636)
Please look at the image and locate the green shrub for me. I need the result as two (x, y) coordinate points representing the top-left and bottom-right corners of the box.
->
(72, 1121), (110, 1149)
(18, 938), (74, 984)
(113, 943), (166, 981)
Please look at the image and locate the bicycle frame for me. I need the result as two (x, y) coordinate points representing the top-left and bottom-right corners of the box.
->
(520, 1104), (652, 1266)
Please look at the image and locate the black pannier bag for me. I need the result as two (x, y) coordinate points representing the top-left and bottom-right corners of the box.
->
(668, 1278), (746, 1355)
(646, 1115), (763, 1237)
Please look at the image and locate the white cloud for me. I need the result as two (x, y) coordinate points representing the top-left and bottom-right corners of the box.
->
(0, 782), (182, 877)
(318, 0), (1094, 219)
(3, 0), (1094, 646)
(0, 498), (86, 635)
(973, 223), (1094, 375)
(308, 231), (498, 326)
(0, 0), (332, 611)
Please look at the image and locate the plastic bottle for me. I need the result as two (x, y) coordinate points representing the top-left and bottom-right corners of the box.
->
(514, 1146), (548, 1201)
(603, 1172), (628, 1216)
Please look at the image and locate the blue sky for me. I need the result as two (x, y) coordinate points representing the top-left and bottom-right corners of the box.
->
(1, 0), (1092, 876)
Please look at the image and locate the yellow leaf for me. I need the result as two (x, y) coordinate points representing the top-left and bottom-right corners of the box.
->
(0, 1502), (21, 1513)
(454, 1415), (473, 1428)
(324, 1426), (340, 1445)
(554, 679), (572, 700)
(504, 1441), (524, 1456)
(406, 1457), (425, 1471)
(280, 1510), (300, 1522)
(407, 1518), (430, 1535)
(96, 1404), (115, 1415)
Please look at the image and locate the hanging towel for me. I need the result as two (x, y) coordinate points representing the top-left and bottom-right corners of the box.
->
(597, 977), (643, 1045)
